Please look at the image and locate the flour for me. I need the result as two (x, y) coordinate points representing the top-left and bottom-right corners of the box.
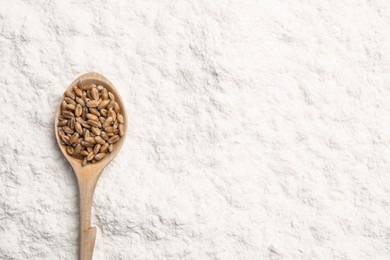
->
(1, 0), (390, 259)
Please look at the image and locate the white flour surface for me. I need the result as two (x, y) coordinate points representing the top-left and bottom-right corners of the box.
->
(1, 0), (390, 259)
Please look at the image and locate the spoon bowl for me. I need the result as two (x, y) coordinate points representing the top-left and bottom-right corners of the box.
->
(54, 72), (127, 260)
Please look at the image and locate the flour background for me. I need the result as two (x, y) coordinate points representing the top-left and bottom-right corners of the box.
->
(1, 0), (390, 259)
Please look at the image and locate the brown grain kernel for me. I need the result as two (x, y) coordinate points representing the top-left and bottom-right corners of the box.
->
(69, 117), (75, 129)
(108, 92), (115, 102)
(88, 120), (101, 128)
(62, 135), (71, 145)
(91, 88), (99, 100)
(71, 133), (79, 144)
(58, 128), (65, 138)
(76, 117), (85, 123)
(79, 119), (91, 129)
(101, 88), (108, 100)
(91, 127), (101, 136)
(108, 109), (116, 121)
(113, 121), (118, 129)
(103, 117), (113, 128)
(100, 109), (107, 117)
(65, 97), (76, 106)
(63, 110), (74, 119)
(117, 114), (124, 124)
(84, 137), (96, 144)
(65, 90), (75, 99)
(86, 113), (98, 121)
(87, 152), (95, 161)
(100, 143), (109, 153)
(114, 102), (120, 112)
(107, 100), (115, 110)
(81, 141), (95, 147)
(84, 130), (91, 137)
(73, 86), (83, 97)
(95, 136), (105, 145)
(108, 144), (114, 152)
(74, 143), (82, 154)
(95, 153), (106, 161)
(58, 119), (68, 127)
(76, 97), (85, 106)
(86, 90), (92, 100)
(98, 100), (109, 110)
(108, 135), (119, 144)
(75, 104), (82, 117)
(66, 104), (76, 111)
(66, 146), (74, 155)
(94, 144), (101, 154)
(75, 137), (82, 145)
(82, 83), (95, 91)
(87, 100), (99, 108)
(63, 126), (74, 134)
(77, 80), (83, 89)
(75, 122), (83, 135)
(82, 92), (88, 104)
(101, 132), (109, 141)
(105, 126), (114, 133)
(73, 154), (84, 159)
(89, 108), (100, 117)
(61, 101), (67, 111)
(119, 124), (124, 137)
(82, 157), (88, 166)
(82, 107), (87, 120)
(80, 150), (89, 156)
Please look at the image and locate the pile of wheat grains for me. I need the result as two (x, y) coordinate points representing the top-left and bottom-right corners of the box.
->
(57, 82), (124, 166)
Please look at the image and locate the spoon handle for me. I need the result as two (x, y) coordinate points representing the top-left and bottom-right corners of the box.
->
(78, 174), (100, 260)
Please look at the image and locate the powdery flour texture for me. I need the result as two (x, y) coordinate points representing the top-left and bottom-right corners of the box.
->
(1, 0), (390, 259)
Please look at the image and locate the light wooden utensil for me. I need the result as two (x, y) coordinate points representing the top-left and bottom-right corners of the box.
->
(54, 72), (127, 260)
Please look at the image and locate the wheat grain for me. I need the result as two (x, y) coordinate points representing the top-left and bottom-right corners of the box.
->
(86, 100), (99, 108)
(57, 81), (125, 166)
(95, 153), (106, 161)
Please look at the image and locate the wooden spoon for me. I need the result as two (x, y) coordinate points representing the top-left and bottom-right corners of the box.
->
(54, 72), (127, 260)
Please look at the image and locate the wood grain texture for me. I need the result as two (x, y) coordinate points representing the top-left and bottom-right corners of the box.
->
(54, 72), (127, 260)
